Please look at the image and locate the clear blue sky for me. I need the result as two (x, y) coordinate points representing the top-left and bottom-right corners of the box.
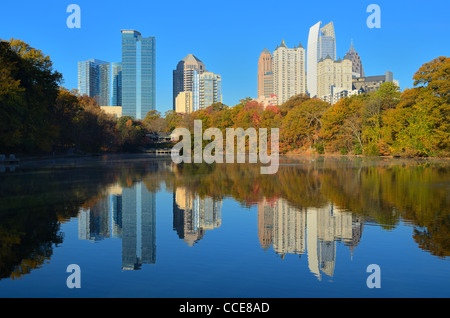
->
(1, 0), (449, 113)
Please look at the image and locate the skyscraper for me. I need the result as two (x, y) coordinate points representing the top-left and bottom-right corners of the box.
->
(173, 54), (205, 110)
(272, 40), (306, 105)
(78, 59), (110, 106)
(307, 21), (336, 97)
(111, 62), (122, 106)
(257, 48), (274, 99)
(121, 30), (156, 119)
(317, 55), (353, 102)
(344, 40), (365, 78)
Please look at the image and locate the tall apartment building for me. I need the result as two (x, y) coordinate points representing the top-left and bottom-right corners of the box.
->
(193, 70), (222, 111)
(307, 21), (336, 97)
(257, 48), (274, 99)
(121, 30), (156, 119)
(317, 55), (352, 100)
(77, 59), (110, 106)
(272, 40), (306, 105)
(344, 41), (365, 78)
(173, 54), (205, 110)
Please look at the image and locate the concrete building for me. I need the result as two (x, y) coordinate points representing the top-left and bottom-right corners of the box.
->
(352, 71), (395, 93)
(100, 106), (122, 118)
(317, 55), (352, 101)
(257, 48), (274, 99)
(255, 94), (278, 108)
(173, 54), (205, 110)
(273, 39), (306, 105)
(175, 91), (193, 114)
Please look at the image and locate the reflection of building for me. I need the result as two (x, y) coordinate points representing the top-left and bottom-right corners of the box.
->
(257, 199), (364, 280)
(173, 187), (222, 246)
(122, 182), (156, 270)
(77, 182), (156, 270)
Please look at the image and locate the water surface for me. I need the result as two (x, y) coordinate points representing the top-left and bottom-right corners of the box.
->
(0, 155), (449, 297)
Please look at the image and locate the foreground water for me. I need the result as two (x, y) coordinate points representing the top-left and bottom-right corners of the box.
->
(0, 155), (448, 298)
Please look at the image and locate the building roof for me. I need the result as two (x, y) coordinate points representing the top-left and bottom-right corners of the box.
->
(182, 54), (203, 63)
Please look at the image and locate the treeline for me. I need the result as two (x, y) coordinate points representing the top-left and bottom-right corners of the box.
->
(145, 56), (449, 157)
(0, 39), (149, 154)
(1, 38), (448, 157)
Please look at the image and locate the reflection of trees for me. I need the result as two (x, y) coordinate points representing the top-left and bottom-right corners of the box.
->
(167, 157), (450, 258)
(1, 156), (448, 280)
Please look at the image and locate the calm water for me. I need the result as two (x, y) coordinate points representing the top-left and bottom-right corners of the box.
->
(0, 155), (449, 298)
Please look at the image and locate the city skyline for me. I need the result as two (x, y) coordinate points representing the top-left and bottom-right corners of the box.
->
(1, 0), (448, 113)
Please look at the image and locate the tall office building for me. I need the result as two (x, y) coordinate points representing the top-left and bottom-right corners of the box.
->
(78, 59), (110, 106)
(257, 48), (274, 99)
(307, 21), (336, 97)
(193, 70), (222, 111)
(121, 30), (156, 119)
(344, 41), (365, 78)
(111, 62), (122, 106)
(272, 40), (306, 105)
(173, 54), (206, 110)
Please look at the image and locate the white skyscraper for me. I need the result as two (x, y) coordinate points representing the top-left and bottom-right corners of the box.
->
(307, 21), (336, 98)
(272, 40), (306, 105)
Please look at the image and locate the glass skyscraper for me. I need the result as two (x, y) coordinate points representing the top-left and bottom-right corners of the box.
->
(111, 62), (122, 106)
(121, 30), (156, 119)
(77, 59), (110, 106)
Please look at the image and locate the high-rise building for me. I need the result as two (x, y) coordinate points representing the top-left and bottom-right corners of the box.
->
(307, 21), (336, 97)
(257, 48), (274, 99)
(111, 62), (122, 106)
(121, 30), (156, 119)
(173, 54), (205, 110)
(77, 59), (110, 106)
(272, 39), (306, 105)
(193, 70), (222, 111)
(344, 40), (365, 78)
(317, 55), (352, 100)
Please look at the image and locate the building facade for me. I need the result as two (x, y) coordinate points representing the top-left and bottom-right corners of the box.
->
(317, 55), (352, 101)
(257, 48), (274, 99)
(352, 71), (395, 93)
(173, 54), (205, 110)
(111, 62), (122, 106)
(121, 30), (156, 119)
(344, 41), (365, 78)
(193, 70), (222, 111)
(77, 59), (110, 106)
(307, 21), (336, 98)
(272, 40), (306, 105)
(175, 91), (193, 114)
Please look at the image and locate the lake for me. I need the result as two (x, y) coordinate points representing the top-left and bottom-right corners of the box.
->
(0, 154), (449, 298)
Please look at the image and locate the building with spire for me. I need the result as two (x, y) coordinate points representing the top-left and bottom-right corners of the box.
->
(257, 48), (274, 99)
(272, 39), (306, 105)
(344, 40), (365, 78)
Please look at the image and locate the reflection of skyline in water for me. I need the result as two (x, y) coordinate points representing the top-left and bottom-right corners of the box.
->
(77, 183), (364, 279)
(173, 187), (222, 246)
(258, 198), (364, 280)
(78, 182), (156, 270)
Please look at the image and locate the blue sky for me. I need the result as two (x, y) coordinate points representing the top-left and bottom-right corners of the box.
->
(0, 0), (449, 113)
